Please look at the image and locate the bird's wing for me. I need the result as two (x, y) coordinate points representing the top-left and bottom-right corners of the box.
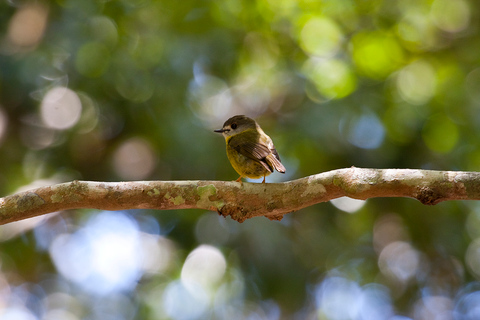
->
(229, 138), (273, 172)
(229, 136), (285, 173)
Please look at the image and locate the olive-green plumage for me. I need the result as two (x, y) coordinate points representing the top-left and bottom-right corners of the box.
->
(214, 115), (285, 183)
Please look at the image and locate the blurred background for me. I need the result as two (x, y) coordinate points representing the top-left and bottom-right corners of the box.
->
(0, 0), (480, 319)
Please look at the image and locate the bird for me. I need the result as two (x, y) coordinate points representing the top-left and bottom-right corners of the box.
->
(214, 115), (285, 183)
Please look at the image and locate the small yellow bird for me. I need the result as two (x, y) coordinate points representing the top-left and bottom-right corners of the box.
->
(214, 115), (286, 183)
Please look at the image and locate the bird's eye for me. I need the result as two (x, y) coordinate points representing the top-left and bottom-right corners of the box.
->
(231, 123), (237, 129)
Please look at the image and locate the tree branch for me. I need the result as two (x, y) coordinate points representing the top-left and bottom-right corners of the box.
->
(1, 167), (480, 225)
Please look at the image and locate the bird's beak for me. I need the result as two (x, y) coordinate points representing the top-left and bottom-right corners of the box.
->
(214, 128), (227, 133)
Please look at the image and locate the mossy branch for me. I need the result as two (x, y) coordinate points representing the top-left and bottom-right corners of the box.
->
(1, 167), (480, 225)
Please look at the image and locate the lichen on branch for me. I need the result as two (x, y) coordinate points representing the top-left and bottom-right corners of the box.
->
(1, 167), (480, 225)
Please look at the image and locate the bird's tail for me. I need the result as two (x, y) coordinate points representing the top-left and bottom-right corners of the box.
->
(266, 154), (286, 173)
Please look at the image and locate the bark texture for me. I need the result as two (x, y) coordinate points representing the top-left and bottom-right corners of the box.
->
(1, 168), (480, 225)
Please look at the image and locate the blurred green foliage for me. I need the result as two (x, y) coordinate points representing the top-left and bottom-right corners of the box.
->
(1, 0), (480, 319)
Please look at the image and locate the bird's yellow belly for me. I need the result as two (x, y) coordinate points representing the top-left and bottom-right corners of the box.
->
(226, 146), (271, 179)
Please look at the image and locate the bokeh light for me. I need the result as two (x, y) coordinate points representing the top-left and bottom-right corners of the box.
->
(0, 307), (37, 320)
(75, 43), (111, 78)
(330, 197), (366, 213)
(195, 212), (232, 245)
(5, 3), (48, 52)
(454, 285), (480, 319)
(396, 60), (436, 105)
(396, 10), (437, 51)
(1, 0), (480, 318)
(49, 211), (168, 296)
(0, 107), (8, 146)
(373, 214), (409, 253)
(465, 68), (480, 102)
(315, 277), (362, 319)
(422, 115), (459, 153)
(344, 114), (385, 149)
(431, 0), (470, 33)
(114, 69), (155, 103)
(414, 295), (454, 320)
(189, 72), (233, 127)
(112, 137), (157, 180)
(315, 277), (396, 319)
(89, 16), (118, 48)
(163, 280), (209, 320)
(49, 213), (140, 295)
(20, 118), (57, 150)
(181, 245), (226, 291)
(351, 31), (405, 79)
(40, 87), (82, 130)
(378, 241), (421, 283)
(303, 58), (357, 100)
(466, 208), (480, 240)
(465, 239), (480, 279)
(298, 15), (343, 58)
